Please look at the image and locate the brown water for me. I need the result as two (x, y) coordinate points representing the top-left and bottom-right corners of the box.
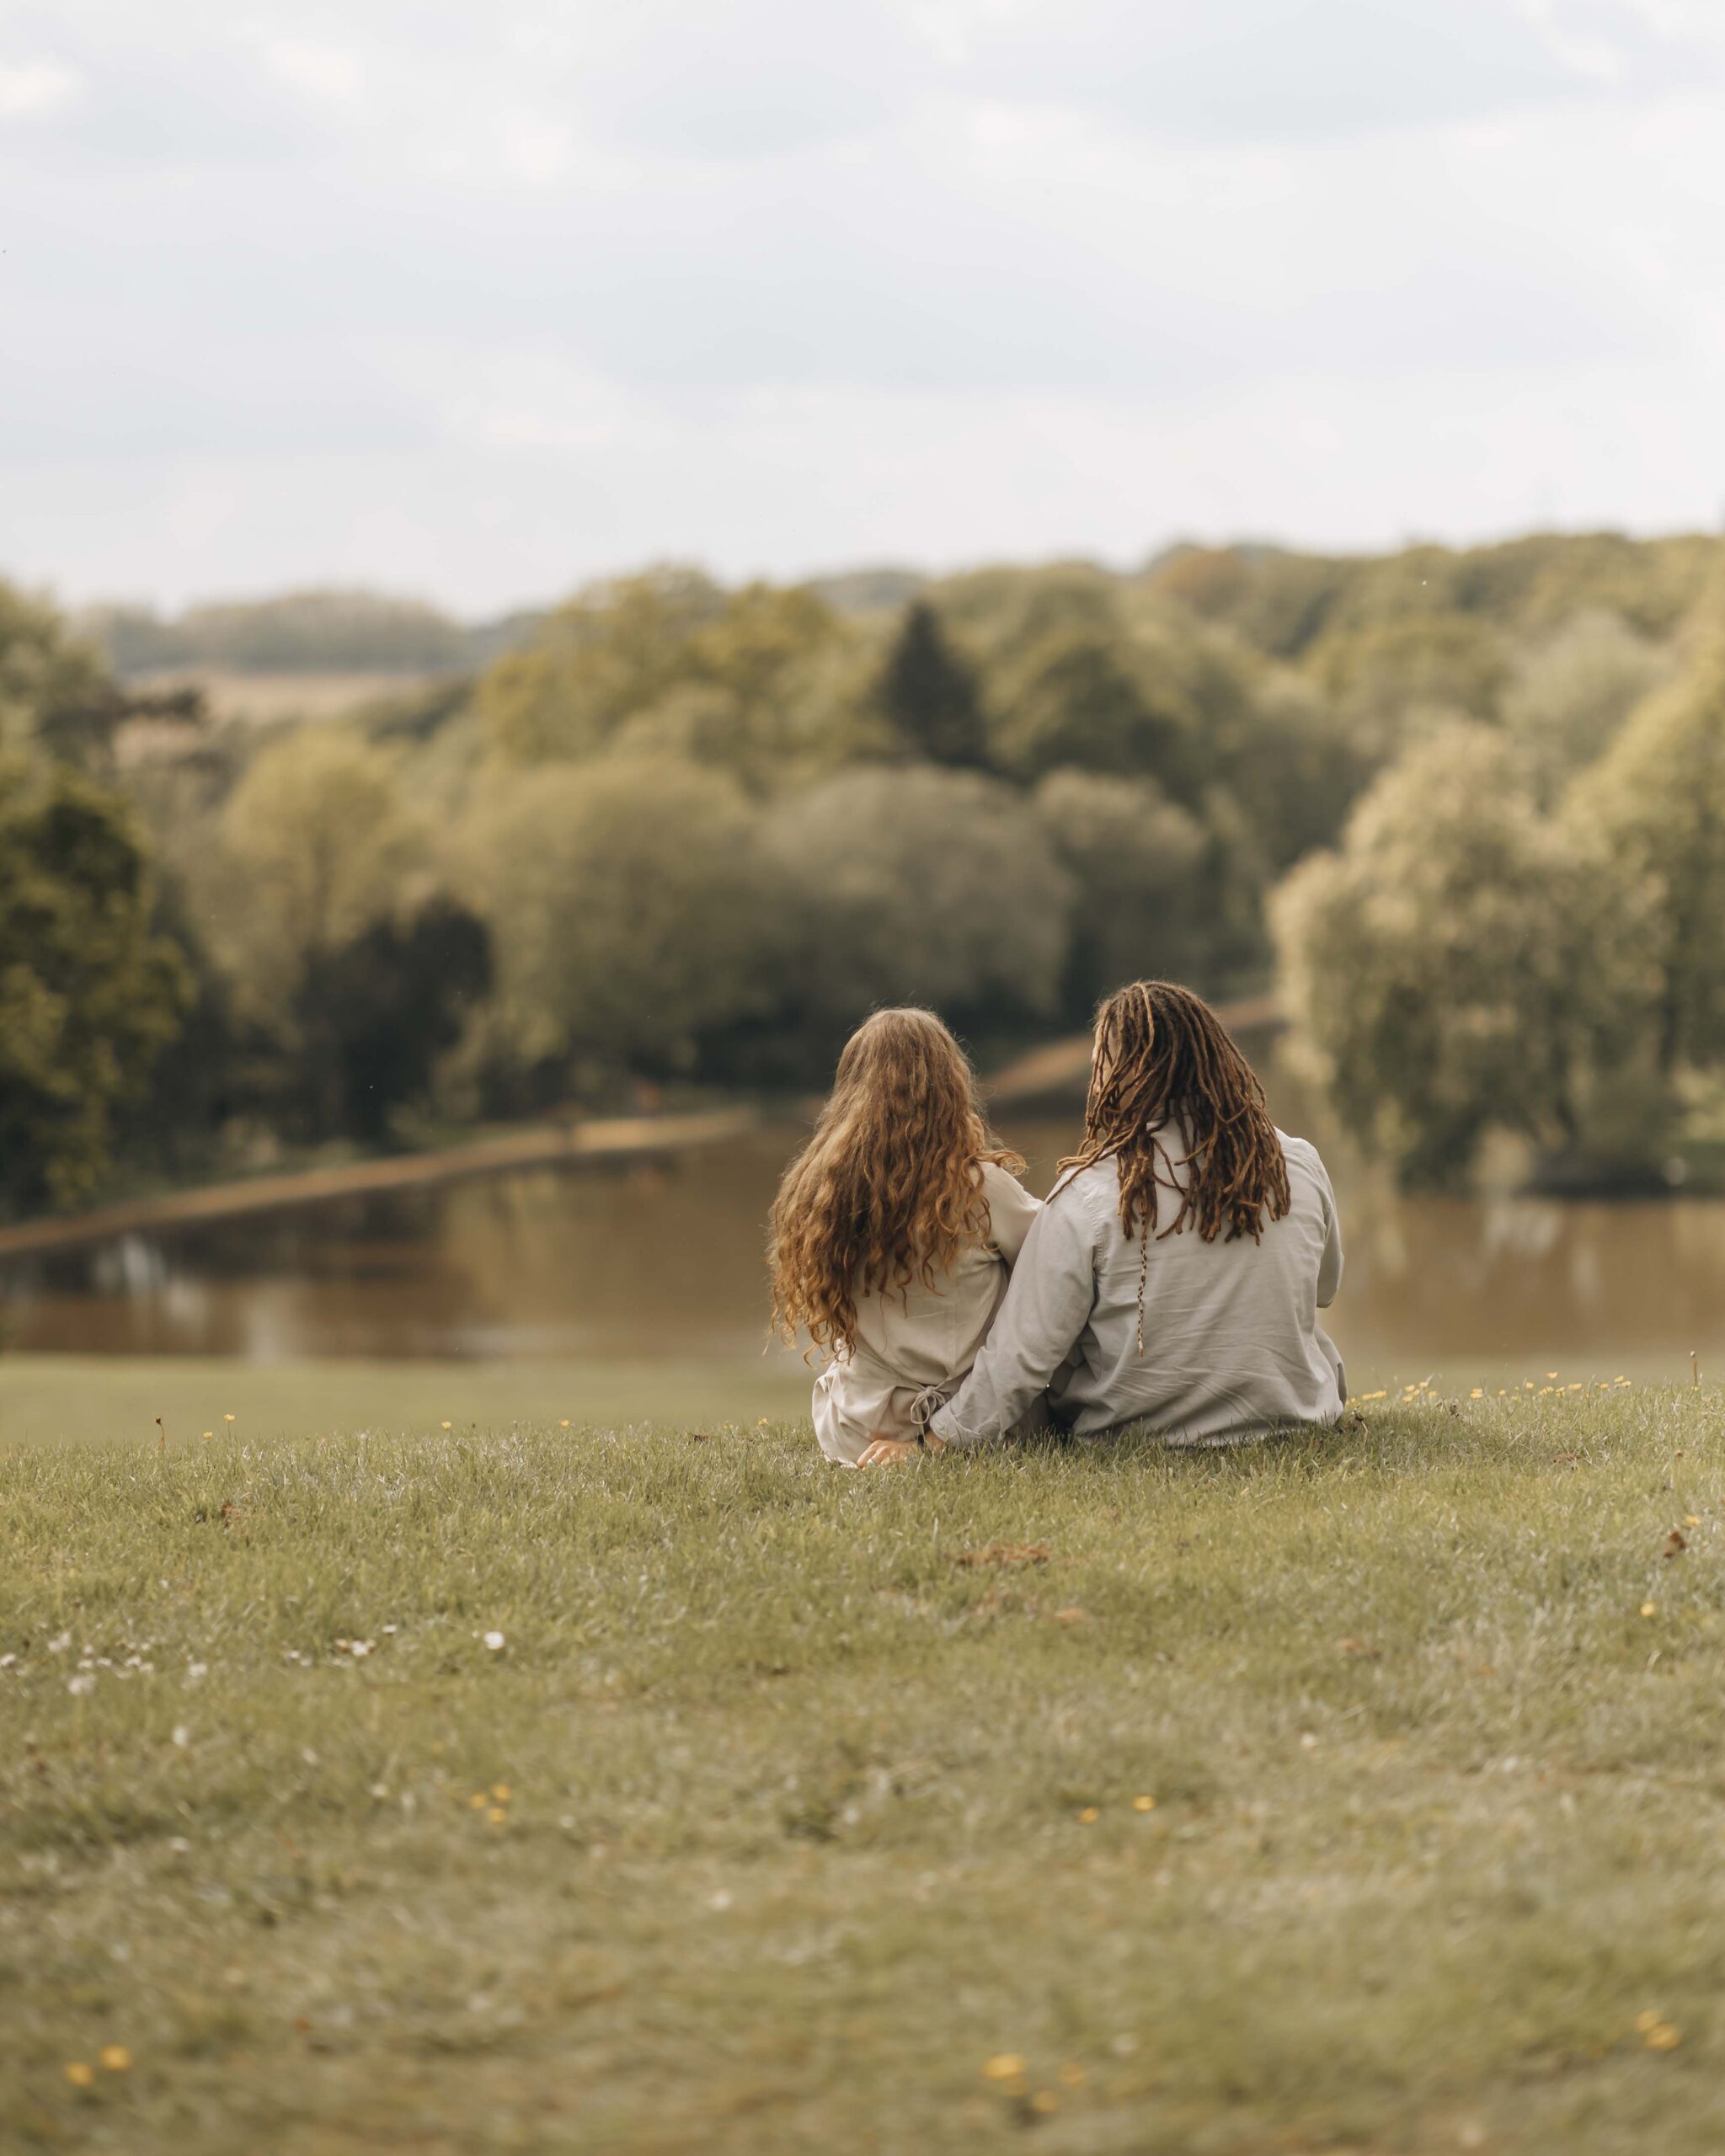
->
(3, 1111), (1722, 1387)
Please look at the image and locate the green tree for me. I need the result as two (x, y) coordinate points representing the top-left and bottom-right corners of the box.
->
(764, 767), (1071, 1058)
(1503, 609), (1673, 800)
(0, 755), (189, 1212)
(216, 729), (427, 996)
(1304, 613), (1512, 762)
(1272, 724), (1653, 1187)
(879, 601), (989, 766)
(462, 756), (774, 1076)
(1033, 769), (1208, 1017)
(1571, 643), (1725, 1077)
(1, 581), (124, 767)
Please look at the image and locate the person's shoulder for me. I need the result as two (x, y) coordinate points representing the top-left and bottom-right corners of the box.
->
(1044, 1155), (1114, 1219)
(976, 1158), (1031, 1199)
(1277, 1129), (1334, 1191)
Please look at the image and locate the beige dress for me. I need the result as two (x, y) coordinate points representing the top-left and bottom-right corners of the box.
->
(810, 1161), (1042, 1465)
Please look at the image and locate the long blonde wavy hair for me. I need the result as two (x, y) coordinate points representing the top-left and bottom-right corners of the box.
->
(770, 1008), (1023, 1353)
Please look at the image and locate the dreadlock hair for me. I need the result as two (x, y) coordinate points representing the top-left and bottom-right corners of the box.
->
(1060, 980), (1290, 1347)
(770, 1008), (1023, 1357)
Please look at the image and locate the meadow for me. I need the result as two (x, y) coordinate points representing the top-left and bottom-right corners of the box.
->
(3, 1374), (1722, 2153)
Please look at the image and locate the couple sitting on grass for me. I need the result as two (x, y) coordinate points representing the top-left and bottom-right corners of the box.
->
(771, 979), (1345, 1467)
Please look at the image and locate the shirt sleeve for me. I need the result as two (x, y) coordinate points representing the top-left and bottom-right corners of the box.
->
(1314, 1155), (1343, 1310)
(931, 1182), (1098, 1447)
(980, 1161), (1042, 1268)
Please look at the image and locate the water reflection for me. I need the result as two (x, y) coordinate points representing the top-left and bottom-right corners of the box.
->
(3, 1110), (1722, 1381)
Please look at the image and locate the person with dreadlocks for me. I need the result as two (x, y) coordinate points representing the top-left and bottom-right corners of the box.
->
(771, 1007), (1042, 1466)
(856, 980), (1343, 1464)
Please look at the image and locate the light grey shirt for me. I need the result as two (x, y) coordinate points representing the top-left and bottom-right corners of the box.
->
(929, 1128), (1344, 1449)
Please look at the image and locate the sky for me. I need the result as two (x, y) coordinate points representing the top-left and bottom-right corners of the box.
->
(3, 0), (1724, 616)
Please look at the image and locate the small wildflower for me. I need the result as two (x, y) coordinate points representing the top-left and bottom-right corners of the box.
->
(172, 1724), (190, 1748)
(99, 2046), (131, 2073)
(1058, 2062), (1087, 2086)
(1635, 2009), (1662, 2033)
(441, 1420), (452, 1430)
(1077, 1806), (1100, 1823)
(1641, 1602), (1658, 1619)
(223, 1413), (235, 1423)
(982, 2055), (1025, 2081)
(1546, 1371), (1557, 1380)
(66, 2061), (95, 2088)
(48, 1630), (71, 1653)
(201, 1430), (214, 1440)
(1647, 2022), (1682, 2051)
(559, 1419), (571, 1428)
(491, 1783), (511, 1801)
(468, 1793), (488, 1810)
(1132, 1795), (1156, 1812)
(1685, 1514), (1701, 1527)
(483, 1630), (505, 1652)
(186, 1662), (208, 1682)
(1470, 1387), (1483, 1400)
(487, 1806), (507, 1826)
(68, 1673), (95, 1696)
(1029, 2090), (1059, 2114)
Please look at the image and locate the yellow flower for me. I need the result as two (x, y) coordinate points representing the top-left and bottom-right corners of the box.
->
(1685, 1514), (1701, 1527)
(468, 1791), (488, 1810)
(223, 1412), (236, 1422)
(1470, 1388), (1483, 1400)
(488, 1806), (507, 1825)
(99, 2045), (132, 2073)
(201, 1430), (214, 1439)
(1132, 1795), (1156, 1812)
(1647, 2023), (1682, 2051)
(1029, 2090), (1060, 2114)
(1634, 2009), (1662, 2033)
(1078, 1806), (1100, 1824)
(491, 1783), (511, 1801)
(441, 1420), (452, 1430)
(559, 1419), (571, 1428)
(1546, 1371), (1557, 1380)
(981, 2054), (1025, 2081)
(1641, 1602), (1658, 1619)
(66, 2062), (95, 2087)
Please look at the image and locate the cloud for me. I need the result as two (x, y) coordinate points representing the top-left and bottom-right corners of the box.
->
(0, 56), (81, 118)
(260, 38), (364, 108)
(2, 0), (1724, 607)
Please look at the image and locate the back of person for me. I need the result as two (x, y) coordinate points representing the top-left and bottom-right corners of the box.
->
(769, 1009), (1039, 1467)
(1044, 1128), (1342, 1444)
(923, 980), (1345, 1459)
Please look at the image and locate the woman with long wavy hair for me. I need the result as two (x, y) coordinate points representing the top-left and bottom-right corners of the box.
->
(770, 1007), (1040, 1466)
(895, 979), (1344, 1462)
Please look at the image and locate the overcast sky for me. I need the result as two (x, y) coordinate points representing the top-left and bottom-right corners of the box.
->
(3, 0), (1723, 614)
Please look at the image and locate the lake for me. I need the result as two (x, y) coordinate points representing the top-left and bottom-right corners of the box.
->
(3, 1101), (1722, 1391)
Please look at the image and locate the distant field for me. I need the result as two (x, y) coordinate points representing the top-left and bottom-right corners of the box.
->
(4, 1385), (1722, 2152)
(125, 667), (454, 724)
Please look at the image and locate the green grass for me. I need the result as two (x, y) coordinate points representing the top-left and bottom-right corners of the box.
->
(0, 1353), (814, 1448)
(3, 1382), (1723, 2153)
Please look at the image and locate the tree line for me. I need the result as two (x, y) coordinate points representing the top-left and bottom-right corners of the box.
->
(3, 530), (1723, 1216)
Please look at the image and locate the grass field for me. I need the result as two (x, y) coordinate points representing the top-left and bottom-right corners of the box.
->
(4, 1377), (1722, 2153)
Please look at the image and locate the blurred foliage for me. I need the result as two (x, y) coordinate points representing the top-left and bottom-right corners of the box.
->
(0, 755), (189, 1214)
(11, 525), (1725, 1207)
(462, 756), (775, 1079)
(1273, 726), (1658, 1188)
